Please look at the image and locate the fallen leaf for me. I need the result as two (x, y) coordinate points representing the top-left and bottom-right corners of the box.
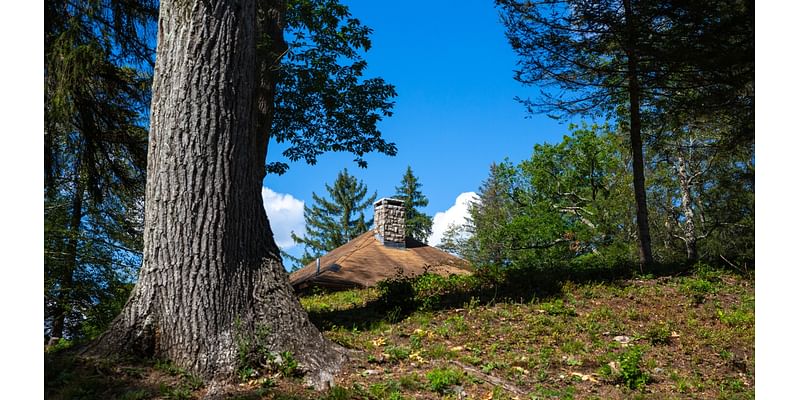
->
(450, 345), (464, 352)
(371, 337), (386, 347)
(512, 366), (530, 375)
(570, 372), (598, 383)
(409, 351), (425, 363)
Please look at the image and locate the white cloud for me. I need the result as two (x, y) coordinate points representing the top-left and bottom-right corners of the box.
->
(261, 187), (305, 250)
(429, 192), (479, 247)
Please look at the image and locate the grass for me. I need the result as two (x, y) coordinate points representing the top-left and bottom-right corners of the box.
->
(45, 264), (754, 399)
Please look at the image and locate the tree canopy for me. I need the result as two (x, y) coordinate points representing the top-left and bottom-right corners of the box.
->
(464, 125), (635, 270)
(265, 0), (398, 175)
(496, 0), (754, 269)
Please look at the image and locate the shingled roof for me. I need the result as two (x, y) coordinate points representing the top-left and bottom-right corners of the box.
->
(289, 197), (471, 292)
(288, 231), (471, 291)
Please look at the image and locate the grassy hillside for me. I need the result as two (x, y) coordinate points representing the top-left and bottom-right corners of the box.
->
(46, 266), (754, 399)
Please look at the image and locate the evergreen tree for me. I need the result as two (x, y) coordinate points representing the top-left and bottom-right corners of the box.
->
(44, 0), (156, 341)
(292, 169), (376, 265)
(394, 166), (433, 243)
(467, 162), (515, 269)
(496, 0), (659, 268)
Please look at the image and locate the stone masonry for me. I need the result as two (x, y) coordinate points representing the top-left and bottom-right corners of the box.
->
(374, 198), (406, 248)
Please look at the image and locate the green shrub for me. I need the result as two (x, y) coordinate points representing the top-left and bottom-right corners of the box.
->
(599, 346), (650, 390)
(385, 345), (411, 361)
(618, 346), (650, 390)
(426, 368), (462, 394)
(539, 298), (577, 316)
(45, 338), (74, 353)
(377, 275), (417, 312)
(279, 351), (300, 378)
(681, 277), (717, 305)
(645, 323), (672, 345)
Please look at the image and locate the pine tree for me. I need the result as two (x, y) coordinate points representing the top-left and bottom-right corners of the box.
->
(44, 0), (156, 341)
(292, 169), (376, 265)
(394, 166), (433, 243)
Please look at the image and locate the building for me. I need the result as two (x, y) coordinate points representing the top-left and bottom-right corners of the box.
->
(289, 198), (471, 292)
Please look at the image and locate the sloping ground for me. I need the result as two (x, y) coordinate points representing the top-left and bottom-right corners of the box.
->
(45, 269), (754, 399)
(290, 231), (471, 291)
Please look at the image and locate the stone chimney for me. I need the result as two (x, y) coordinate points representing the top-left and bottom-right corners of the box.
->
(374, 198), (406, 248)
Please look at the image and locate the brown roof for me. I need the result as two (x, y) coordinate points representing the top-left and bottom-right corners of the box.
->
(289, 231), (471, 291)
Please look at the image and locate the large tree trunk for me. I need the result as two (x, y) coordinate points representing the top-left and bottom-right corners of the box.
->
(83, 0), (345, 389)
(623, 0), (654, 269)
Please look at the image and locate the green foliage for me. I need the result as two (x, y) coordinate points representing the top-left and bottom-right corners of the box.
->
(384, 345), (411, 361)
(681, 277), (717, 305)
(645, 323), (673, 345)
(292, 169), (376, 266)
(466, 124), (635, 271)
(376, 274), (417, 314)
(426, 368), (462, 394)
(394, 166), (433, 242)
(600, 346), (650, 390)
(497, 0), (753, 269)
(45, 338), (74, 353)
(267, 0), (397, 175)
(539, 299), (577, 317)
(279, 351), (301, 378)
(618, 346), (650, 390)
(44, 0), (154, 341)
(376, 272), (483, 316)
(717, 298), (755, 328)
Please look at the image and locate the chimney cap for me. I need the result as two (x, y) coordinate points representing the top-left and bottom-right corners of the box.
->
(374, 197), (404, 206)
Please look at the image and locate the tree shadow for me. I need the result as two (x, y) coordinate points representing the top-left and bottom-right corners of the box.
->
(305, 261), (696, 332)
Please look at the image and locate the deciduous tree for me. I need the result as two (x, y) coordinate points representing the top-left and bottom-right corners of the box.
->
(81, 0), (399, 388)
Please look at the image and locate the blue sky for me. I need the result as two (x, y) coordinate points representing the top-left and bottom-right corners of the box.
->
(262, 0), (576, 261)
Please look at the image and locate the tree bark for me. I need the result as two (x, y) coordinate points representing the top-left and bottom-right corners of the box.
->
(676, 154), (698, 262)
(623, 0), (654, 269)
(82, 0), (345, 389)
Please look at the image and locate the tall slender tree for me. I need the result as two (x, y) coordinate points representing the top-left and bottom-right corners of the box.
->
(44, 0), (156, 341)
(496, 0), (658, 267)
(292, 169), (376, 265)
(394, 166), (433, 243)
